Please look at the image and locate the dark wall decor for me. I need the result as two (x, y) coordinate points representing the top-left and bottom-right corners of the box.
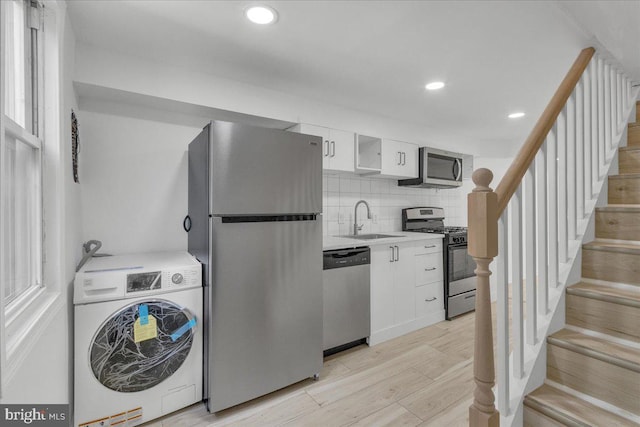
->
(71, 109), (80, 183)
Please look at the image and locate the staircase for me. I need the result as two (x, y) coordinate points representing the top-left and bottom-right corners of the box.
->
(523, 104), (640, 426)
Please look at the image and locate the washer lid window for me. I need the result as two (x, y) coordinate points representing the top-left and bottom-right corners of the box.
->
(89, 299), (195, 393)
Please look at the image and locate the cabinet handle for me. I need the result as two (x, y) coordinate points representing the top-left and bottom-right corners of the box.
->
(425, 267), (436, 271)
(424, 244), (436, 248)
(397, 151), (402, 165)
(401, 152), (406, 165)
(464, 294), (475, 299)
(389, 246), (395, 263)
(324, 140), (330, 157)
(330, 141), (336, 157)
(394, 245), (399, 262)
(425, 297), (437, 302)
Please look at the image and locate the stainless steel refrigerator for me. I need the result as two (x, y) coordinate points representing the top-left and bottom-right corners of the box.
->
(186, 120), (323, 413)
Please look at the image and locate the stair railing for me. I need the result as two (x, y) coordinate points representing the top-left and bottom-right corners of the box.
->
(468, 47), (640, 426)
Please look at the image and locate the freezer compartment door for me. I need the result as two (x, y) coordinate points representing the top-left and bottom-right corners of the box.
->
(207, 217), (322, 412)
(209, 121), (322, 215)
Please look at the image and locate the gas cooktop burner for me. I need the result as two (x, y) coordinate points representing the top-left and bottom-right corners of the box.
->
(445, 226), (467, 232)
(414, 226), (467, 234)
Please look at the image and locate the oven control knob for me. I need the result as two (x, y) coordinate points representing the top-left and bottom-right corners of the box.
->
(172, 273), (184, 284)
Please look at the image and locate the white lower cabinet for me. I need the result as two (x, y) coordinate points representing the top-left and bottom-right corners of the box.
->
(370, 244), (395, 333)
(415, 282), (444, 318)
(369, 238), (444, 346)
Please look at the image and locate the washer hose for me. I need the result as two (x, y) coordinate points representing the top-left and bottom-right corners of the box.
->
(76, 240), (110, 272)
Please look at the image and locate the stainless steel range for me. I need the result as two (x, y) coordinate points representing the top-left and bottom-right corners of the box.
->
(402, 207), (476, 319)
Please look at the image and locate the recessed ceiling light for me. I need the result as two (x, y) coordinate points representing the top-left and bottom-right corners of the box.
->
(245, 5), (278, 25)
(508, 112), (525, 119)
(425, 81), (445, 91)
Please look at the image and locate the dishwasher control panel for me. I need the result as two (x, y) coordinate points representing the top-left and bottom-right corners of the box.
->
(323, 247), (370, 270)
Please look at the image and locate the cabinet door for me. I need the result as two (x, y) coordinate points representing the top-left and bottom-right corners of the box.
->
(415, 282), (444, 318)
(380, 139), (419, 179)
(414, 239), (442, 255)
(370, 245), (395, 333)
(292, 123), (331, 169)
(399, 142), (419, 178)
(393, 242), (416, 325)
(380, 139), (404, 177)
(327, 128), (356, 173)
(415, 252), (444, 286)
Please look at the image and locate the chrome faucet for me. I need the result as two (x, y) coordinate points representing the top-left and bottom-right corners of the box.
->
(353, 200), (372, 236)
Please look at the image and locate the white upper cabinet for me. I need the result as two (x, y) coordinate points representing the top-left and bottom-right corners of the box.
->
(379, 139), (419, 179)
(355, 134), (382, 174)
(289, 123), (355, 173)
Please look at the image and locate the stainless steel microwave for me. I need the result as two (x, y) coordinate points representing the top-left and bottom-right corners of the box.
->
(398, 147), (463, 188)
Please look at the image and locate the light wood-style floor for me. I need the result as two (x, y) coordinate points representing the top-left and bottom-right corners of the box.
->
(143, 312), (478, 427)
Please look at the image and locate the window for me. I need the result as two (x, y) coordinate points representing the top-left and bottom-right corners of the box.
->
(0, 0), (64, 395)
(1, 0), (43, 307)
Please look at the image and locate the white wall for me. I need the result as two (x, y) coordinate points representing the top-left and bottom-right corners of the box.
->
(78, 111), (201, 255)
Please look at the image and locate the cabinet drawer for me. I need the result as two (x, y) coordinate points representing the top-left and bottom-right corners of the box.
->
(415, 282), (444, 317)
(414, 240), (442, 255)
(415, 253), (443, 285)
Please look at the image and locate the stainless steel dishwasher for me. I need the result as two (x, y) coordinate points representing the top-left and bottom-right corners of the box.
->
(322, 247), (370, 356)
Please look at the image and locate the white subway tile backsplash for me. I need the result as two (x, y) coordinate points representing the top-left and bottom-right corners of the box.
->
(360, 180), (371, 194)
(327, 176), (340, 192)
(322, 173), (466, 236)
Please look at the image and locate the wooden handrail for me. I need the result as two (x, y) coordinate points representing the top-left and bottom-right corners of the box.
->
(494, 47), (595, 215)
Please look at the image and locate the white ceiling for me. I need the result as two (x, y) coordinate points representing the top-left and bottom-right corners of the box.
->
(66, 1), (640, 157)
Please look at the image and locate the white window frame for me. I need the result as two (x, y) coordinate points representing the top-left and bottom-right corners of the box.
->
(0, 0), (65, 397)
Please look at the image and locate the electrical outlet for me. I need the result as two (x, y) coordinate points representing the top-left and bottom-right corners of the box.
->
(372, 214), (378, 224)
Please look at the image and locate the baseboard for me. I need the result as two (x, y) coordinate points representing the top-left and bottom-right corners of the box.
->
(368, 310), (445, 346)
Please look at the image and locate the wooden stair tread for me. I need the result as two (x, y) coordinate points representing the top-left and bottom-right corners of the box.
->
(549, 329), (640, 373)
(609, 173), (640, 179)
(524, 384), (639, 427)
(568, 282), (640, 308)
(620, 146), (640, 152)
(583, 240), (640, 254)
(596, 204), (640, 212)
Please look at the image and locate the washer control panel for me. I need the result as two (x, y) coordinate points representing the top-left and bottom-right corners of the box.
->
(74, 251), (203, 304)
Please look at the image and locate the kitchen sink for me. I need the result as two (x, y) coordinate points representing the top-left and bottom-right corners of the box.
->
(341, 233), (405, 240)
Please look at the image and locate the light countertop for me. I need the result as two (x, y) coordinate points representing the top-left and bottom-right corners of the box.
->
(323, 231), (445, 251)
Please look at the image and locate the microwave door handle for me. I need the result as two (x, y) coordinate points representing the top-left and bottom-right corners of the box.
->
(452, 158), (462, 181)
